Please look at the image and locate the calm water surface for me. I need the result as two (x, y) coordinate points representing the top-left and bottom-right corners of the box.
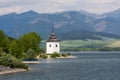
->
(1, 51), (120, 80)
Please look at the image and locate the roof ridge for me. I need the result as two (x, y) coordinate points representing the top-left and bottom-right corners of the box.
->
(47, 29), (60, 42)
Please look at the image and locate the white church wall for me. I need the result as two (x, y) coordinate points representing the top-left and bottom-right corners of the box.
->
(46, 42), (60, 54)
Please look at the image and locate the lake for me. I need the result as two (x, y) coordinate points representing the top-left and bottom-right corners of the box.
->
(0, 51), (120, 80)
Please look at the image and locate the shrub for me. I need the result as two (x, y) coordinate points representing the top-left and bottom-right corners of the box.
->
(23, 49), (38, 61)
(67, 53), (71, 56)
(50, 52), (60, 58)
(61, 54), (66, 57)
(39, 54), (48, 59)
(61, 53), (71, 57)
(0, 53), (28, 69)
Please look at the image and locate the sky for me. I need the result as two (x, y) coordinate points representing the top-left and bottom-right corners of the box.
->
(0, 0), (120, 15)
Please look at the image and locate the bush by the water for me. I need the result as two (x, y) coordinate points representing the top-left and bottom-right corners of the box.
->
(39, 54), (48, 59)
(61, 54), (66, 57)
(61, 53), (71, 57)
(50, 52), (60, 58)
(0, 53), (28, 69)
(66, 53), (71, 56)
(23, 49), (38, 61)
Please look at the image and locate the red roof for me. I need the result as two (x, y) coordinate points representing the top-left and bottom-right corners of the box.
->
(47, 32), (60, 42)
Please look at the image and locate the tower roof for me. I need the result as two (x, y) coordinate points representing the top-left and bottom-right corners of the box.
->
(47, 28), (60, 42)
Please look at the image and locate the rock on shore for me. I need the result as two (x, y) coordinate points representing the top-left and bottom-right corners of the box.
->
(0, 65), (27, 75)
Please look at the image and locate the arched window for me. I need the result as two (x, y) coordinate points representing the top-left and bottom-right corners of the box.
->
(49, 44), (51, 47)
(56, 45), (58, 47)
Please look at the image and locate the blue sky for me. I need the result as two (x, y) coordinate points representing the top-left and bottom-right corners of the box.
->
(0, 0), (120, 15)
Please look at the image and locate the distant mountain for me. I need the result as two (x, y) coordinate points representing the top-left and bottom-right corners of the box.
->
(0, 10), (41, 38)
(0, 9), (120, 40)
(94, 8), (120, 34)
(58, 30), (120, 40)
(102, 8), (120, 18)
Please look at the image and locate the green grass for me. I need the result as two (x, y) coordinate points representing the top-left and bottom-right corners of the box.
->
(106, 41), (120, 47)
(61, 40), (109, 49)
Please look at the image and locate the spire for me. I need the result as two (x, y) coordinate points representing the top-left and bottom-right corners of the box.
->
(52, 27), (55, 33)
(47, 27), (60, 42)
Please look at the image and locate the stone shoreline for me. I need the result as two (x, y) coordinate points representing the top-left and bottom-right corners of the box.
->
(46, 55), (77, 59)
(22, 61), (40, 64)
(0, 65), (27, 75)
(56, 55), (77, 58)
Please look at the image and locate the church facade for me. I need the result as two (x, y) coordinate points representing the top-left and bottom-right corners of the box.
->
(46, 29), (60, 54)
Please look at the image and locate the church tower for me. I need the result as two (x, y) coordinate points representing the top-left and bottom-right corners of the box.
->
(46, 28), (60, 54)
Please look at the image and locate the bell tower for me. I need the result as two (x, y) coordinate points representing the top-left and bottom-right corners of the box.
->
(46, 27), (60, 54)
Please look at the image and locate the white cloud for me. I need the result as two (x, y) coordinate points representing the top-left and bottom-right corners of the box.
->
(0, 0), (120, 15)
(0, 7), (22, 15)
(87, 0), (115, 3)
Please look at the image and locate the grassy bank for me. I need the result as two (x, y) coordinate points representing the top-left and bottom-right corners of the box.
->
(61, 39), (120, 51)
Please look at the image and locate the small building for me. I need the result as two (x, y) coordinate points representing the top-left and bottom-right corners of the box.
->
(46, 28), (60, 54)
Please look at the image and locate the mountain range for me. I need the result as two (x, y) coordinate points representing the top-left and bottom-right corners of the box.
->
(0, 9), (120, 40)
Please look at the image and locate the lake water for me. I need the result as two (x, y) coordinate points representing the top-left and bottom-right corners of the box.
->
(1, 51), (120, 80)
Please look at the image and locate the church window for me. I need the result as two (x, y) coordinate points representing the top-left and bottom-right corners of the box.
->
(56, 45), (58, 47)
(49, 44), (51, 47)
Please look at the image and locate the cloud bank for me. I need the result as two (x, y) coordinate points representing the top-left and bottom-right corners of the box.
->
(0, 0), (120, 15)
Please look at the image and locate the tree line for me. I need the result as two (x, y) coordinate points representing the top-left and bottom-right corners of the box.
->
(0, 30), (43, 69)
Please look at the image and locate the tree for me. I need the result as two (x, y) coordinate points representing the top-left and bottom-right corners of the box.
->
(24, 49), (37, 61)
(9, 40), (24, 59)
(19, 32), (41, 52)
(0, 30), (9, 52)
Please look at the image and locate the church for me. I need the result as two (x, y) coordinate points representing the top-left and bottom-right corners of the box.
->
(46, 28), (60, 54)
